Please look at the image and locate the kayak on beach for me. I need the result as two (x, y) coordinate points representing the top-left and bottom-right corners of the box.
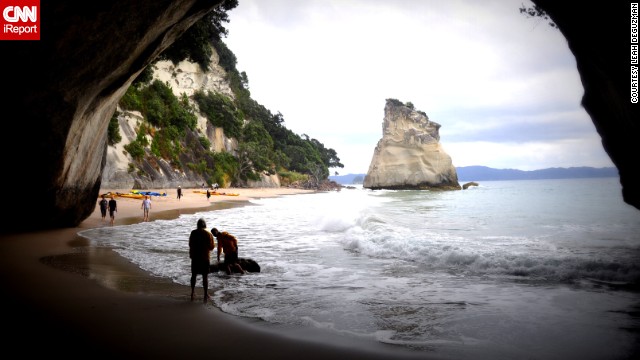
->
(99, 191), (167, 199)
(192, 190), (240, 196)
(131, 190), (167, 197)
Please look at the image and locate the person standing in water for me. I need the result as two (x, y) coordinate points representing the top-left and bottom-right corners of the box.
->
(189, 218), (215, 303)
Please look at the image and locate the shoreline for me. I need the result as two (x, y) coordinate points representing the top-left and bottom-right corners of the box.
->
(0, 187), (432, 359)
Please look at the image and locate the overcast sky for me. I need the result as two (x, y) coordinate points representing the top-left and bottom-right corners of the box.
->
(223, 0), (615, 175)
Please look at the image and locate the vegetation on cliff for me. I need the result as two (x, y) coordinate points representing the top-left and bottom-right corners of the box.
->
(109, 1), (343, 188)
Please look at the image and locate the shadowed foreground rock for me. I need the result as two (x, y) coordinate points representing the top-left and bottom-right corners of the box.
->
(531, 0), (639, 210)
(462, 182), (479, 190)
(210, 258), (261, 273)
(0, 1), (224, 232)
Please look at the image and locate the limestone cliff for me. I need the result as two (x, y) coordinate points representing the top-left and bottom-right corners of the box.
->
(101, 53), (280, 189)
(363, 100), (460, 190)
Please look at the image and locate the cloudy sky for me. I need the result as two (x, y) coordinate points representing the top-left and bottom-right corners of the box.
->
(223, 0), (615, 175)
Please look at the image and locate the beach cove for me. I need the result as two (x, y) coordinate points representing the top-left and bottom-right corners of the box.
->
(0, 187), (430, 359)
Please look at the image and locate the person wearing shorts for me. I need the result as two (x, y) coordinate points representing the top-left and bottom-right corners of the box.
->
(189, 218), (215, 303)
(141, 195), (151, 221)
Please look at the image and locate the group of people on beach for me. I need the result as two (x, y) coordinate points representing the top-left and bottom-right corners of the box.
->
(98, 194), (118, 225)
(189, 218), (246, 303)
(100, 193), (150, 224)
(99, 187), (246, 304)
(101, 184), (221, 226)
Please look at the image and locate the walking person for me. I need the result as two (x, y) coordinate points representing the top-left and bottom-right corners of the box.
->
(177, 186), (182, 201)
(98, 194), (108, 221)
(108, 195), (117, 226)
(141, 195), (151, 221)
(189, 218), (215, 303)
(212, 227), (246, 275)
(206, 189), (211, 201)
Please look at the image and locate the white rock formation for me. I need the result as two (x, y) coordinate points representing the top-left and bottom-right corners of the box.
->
(152, 53), (234, 99)
(152, 54), (237, 153)
(363, 99), (460, 190)
(101, 49), (273, 188)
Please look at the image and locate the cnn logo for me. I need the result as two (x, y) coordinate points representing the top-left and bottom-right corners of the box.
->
(1, 0), (40, 40)
(3, 6), (37, 22)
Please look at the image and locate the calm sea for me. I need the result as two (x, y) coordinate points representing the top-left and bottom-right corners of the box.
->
(79, 178), (640, 359)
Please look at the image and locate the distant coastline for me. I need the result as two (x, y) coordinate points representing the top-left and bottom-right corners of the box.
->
(330, 166), (619, 185)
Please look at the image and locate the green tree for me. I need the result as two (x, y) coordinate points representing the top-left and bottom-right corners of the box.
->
(119, 85), (143, 112)
(211, 151), (238, 186)
(306, 163), (327, 188)
(193, 90), (242, 138)
(519, 4), (557, 28)
(124, 124), (149, 161)
(108, 112), (122, 145)
(235, 121), (277, 180)
(134, 65), (154, 86)
(114, 0), (343, 188)
(136, 80), (197, 135)
(159, 0), (239, 71)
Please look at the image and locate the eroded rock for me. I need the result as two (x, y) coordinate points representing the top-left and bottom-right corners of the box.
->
(364, 99), (460, 191)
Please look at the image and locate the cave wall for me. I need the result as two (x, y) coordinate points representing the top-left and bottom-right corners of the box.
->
(0, 1), (636, 233)
(0, 1), (223, 232)
(531, 0), (639, 210)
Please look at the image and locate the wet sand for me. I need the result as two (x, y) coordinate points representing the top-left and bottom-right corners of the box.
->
(0, 187), (433, 359)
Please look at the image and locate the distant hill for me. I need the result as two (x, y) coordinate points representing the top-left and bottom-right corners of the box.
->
(330, 173), (366, 185)
(455, 166), (618, 181)
(329, 166), (618, 185)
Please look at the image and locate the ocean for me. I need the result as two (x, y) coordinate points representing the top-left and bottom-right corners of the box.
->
(79, 178), (640, 359)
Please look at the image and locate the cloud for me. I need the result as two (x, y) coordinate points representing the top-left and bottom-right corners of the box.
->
(445, 137), (612, 171)
(224, 0), (614, 174)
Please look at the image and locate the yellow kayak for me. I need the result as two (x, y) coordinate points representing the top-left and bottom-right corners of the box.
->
(193, 190), (239, 196)
(116, 193), (145, 199)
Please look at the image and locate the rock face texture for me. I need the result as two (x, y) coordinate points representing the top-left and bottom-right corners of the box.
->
(101, 109), (224, 190)
(363, 100), (460, 190)
(100, 56), (282, 190)
(0, 1), (637, 233)
(462, 182), (479, 190)
(210, 258), (261, 273)
(530, 0), (639, 211)
(101, 56), (232, 190)
(1, 1), (224, 232)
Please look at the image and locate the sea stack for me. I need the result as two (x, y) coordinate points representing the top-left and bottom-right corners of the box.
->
(363, 99), (460, 190)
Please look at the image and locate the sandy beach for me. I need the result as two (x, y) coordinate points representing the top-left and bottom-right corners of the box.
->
(0, 187), (430, 359)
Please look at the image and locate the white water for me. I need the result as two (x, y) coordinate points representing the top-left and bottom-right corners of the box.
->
(80, 178), (640, 359)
